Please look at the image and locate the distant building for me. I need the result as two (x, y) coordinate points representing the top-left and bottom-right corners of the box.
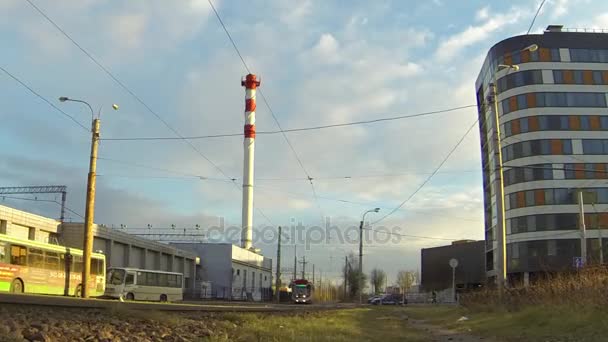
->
(420, 240), (485, 292)
(476, 25), (608, 285)
(170, 242), (273, 301)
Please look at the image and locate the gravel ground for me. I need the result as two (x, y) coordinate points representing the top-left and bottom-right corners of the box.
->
(0, 304), (240, 342)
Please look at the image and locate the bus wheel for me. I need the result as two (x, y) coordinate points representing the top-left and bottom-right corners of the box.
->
(160, 294), (168, 302)
(10, 279), (24, 293)
(74, 284), (83, 298)
(126, 293), (135, 301)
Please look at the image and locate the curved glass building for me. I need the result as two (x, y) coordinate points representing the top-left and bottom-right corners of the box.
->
(475, 25), (608, 285)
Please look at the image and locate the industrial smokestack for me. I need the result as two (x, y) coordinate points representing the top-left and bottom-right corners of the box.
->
(241, 74), (260, 250)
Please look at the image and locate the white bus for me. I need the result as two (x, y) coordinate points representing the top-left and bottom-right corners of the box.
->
(105, 267), (183, 302)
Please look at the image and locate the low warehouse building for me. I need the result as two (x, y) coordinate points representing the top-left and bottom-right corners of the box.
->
(61, 223), (198, 296)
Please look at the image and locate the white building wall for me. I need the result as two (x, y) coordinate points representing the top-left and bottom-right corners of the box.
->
(0, 205), (60, 243)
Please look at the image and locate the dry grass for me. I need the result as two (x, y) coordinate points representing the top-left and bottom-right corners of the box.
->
(461, 267), (608, 312)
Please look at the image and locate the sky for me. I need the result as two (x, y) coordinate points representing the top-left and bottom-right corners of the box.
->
(2, 0), (608, 284)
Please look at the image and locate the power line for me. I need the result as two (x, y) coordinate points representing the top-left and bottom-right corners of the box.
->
(527, 0), (547, 34)
(361, 227), (466, 241)
(23, 0), (235, 182)
(207, 0), (324, 226)
(24, 0), (278, 228)
(1, 195), (84, 219)
(100, 104), (478, 141)
(0, 65), (88, 131)
(372, 119), (479, 225)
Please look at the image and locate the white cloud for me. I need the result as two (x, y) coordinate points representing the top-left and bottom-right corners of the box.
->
(591, 12), (608, 28)
(279, 0), (313, 27)
(476, 6), (489, 21)
(108, 14), (147, 50)
(549, 0), (569, 18)
(434, 9), (523, 62)
(311, 33), (341, 64)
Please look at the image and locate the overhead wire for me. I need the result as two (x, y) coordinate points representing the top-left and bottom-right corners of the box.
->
(100, 104), (478, 141)
(0, 65), (88, 131)
(527, 0), (547, 35)
(371, 119), (479, 225)
(24, 0), (276, 227)
(207, 0), (326, 226)
(1, 195), (84, 219)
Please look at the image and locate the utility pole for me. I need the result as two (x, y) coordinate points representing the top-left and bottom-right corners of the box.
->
(299, 256), (308, 279)
(359, 219), (364, 305)
(81, 117), (100, 299)
(579, 190), (587, 265)
(343, 256), (348, 300)
(600, 216), (604, 265)
(312, 264), (315, 284)
(275, 226), (281, 304)
(59, 97), (117, 298)
(489, 82), (507, 291)
(293, 245), (297, 280)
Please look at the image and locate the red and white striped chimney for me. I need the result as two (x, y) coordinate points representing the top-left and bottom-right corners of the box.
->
(241, 74), (260, 250)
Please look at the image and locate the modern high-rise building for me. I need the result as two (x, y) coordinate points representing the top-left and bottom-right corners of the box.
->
(475, 25), (608, 286)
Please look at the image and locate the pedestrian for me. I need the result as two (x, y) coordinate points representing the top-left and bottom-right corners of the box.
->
(431, 291), (437, 304)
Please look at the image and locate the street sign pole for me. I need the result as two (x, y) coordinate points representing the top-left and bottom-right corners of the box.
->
(449, 258), (459, 303)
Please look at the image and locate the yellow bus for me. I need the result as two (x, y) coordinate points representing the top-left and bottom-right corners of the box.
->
(0, 233), (105, 297)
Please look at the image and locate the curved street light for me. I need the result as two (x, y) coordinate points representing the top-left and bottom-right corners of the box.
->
(359, 207), (380, 304)
(487, 43), (538, 292)
(58, 96), (118, 298)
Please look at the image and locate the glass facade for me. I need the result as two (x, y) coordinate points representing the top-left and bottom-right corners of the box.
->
(503, 115), (608, 137)
(501, 92), (607, 115)
(477, 32), (608, 277)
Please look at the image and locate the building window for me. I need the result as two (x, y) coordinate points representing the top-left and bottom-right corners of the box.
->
(236, 269), (240, 276)
(525, 191), (535, 206)
(582, 140), (608, 154)
(520, 117), (529, 133)
(550, 48), (560, 62)
(564, 164), (576, 179)
(503, 92), (608, 115)
(573, 70), (584, 84)
(553, 70), (564, 83)
(570, 49), (608, 63)
(593, 71), (604, 85)
(496, 70), (543, 93)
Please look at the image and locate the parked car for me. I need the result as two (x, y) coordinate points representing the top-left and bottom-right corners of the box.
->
(371, 294), (400, 305)
(367, 295), (382, 304)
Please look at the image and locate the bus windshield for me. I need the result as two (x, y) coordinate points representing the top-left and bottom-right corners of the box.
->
(107, 268), (125, 285)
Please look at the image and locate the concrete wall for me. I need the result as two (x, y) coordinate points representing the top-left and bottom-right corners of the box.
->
(0, 205), (60, 243)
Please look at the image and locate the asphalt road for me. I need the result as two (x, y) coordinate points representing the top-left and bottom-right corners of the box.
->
(0, 292), (353, 312)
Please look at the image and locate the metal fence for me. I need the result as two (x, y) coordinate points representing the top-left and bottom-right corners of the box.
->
(187, 285), (273, 302)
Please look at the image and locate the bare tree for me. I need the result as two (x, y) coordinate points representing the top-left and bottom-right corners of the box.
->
(396, 270), (416, 302)
(344, 252), (366, 299)
(370, 268), (387, 295)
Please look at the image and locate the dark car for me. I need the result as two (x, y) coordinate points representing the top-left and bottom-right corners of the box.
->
(371, 294), (400, 305)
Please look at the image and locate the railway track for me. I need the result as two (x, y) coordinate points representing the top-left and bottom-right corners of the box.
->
(0, 293), (353, 312)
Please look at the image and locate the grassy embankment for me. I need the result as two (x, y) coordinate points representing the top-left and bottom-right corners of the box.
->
(402, 268), (608, 341)
(205, 308), (427, 342)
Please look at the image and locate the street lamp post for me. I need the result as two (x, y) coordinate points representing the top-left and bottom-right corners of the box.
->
(59, 96), (118, 298)
(359, 207), (380, 304)
(487, 44), (538, 293)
